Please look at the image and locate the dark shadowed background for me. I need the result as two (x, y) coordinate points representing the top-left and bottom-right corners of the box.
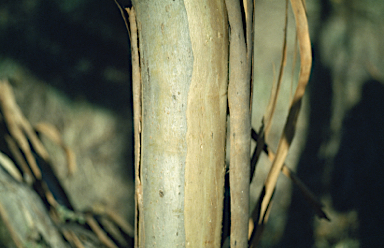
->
(0, 0), (384, 247)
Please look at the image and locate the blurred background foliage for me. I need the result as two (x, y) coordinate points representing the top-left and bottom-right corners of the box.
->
(0, 0), (383, 247)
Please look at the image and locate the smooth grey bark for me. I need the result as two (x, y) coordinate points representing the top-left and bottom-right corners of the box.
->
(132, 0), (228, 247)
(133, 1), (193, 247)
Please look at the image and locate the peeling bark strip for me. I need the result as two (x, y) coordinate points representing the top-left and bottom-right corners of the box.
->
(114, 2), (143, 246)
(225, 0), (252, 247)
(126, 7), (144, 248)
(252, 0), (312, 245)
(114, 2), (142, 245)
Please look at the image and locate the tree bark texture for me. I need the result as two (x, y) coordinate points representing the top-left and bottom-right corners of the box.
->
(132, 0), (228, 247)
(183, 1), (228, 247)
(226, 0), (252, 247)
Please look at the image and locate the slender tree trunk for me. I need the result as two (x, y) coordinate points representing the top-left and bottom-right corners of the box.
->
(132, 0), (229, 247)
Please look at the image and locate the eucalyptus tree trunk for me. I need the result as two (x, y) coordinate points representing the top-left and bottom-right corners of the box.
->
(131, 0), (229, 247)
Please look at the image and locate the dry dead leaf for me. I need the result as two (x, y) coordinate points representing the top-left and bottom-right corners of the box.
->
(251, 0), (312, 246)
(0, 151), (22, 182)
(0, 79), (48, 179)
(35, 122), (77, 176)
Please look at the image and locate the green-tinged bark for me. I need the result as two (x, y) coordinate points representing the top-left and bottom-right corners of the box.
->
(132, 0), (228, 247)
(133, 1), (192, 247)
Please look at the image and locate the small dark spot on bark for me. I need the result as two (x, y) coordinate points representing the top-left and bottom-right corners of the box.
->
(159, 189), (164, 197)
